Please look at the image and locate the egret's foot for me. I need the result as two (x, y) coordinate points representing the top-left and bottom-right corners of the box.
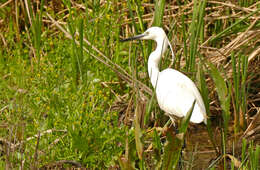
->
(168, 119), (179, 134)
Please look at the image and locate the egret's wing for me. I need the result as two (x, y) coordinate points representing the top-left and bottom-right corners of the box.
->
(156, 69), (206, 123)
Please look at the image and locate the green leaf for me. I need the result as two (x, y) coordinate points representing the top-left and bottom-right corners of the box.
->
(208, 62), (230, 136)
(208, 63), (230, 114)
(153, 0), (166, 27)
(179, 100), (196, 133)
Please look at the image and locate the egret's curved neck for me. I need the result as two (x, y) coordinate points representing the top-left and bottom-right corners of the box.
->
(148, 37), (168, 88)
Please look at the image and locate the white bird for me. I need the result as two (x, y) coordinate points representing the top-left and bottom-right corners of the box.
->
(122, 27), (207, 124)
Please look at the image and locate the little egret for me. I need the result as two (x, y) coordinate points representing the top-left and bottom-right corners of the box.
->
(121, 27), (207, 124)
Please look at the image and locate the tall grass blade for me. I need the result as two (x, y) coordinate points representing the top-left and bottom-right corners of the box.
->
(231, 52), (240, 133)
(179, 100), (195, 133)
(134, 0), (145, 32)
(144, 92), (156, 125)
(231, 53), (248, 133)
(181, 15), (188, 67)
(187, 0), (207, 72)
(27, 0), (44, 62)
(127, 0), (146, 62)
(153, 129), (162, 168)
(240, 55), (248, 130)
(221, 130), (227, 170)
(78, 18), (84, 82)
(153, 0), (166, 27)
(249, 142), (259, 170)
(127, 0), (139, 32)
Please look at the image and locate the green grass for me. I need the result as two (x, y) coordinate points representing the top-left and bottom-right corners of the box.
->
(0, 0), (260, 169)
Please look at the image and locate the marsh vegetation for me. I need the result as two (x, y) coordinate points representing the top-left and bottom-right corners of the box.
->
(0, 0), (259, 169)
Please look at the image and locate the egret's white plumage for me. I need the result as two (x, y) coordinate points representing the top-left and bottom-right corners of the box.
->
(122, 27), (207, 124)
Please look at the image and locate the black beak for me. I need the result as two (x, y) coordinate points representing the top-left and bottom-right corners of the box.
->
(120, 34), (145, 42)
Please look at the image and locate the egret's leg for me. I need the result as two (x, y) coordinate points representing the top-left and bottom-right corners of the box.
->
(168, 114), (180, 134)
(169, 116), (176, 127)
(168, 115), (185, 169)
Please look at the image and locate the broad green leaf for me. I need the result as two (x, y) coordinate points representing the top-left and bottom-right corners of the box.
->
(208, 62), (230, 140)
(153, 0), (166, 27)
(179, 100), (196, 133)
(162, 101), (195, 170)
(208, 62), (230, 116)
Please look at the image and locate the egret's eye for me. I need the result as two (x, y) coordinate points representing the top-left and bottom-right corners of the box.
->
(145, 31), (149, 35)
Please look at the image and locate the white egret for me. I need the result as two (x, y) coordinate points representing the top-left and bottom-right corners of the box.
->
(121, 27), (207, 124)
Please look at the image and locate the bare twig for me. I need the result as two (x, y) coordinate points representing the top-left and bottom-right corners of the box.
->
(32, 131), (41, 170)
(241, 108), (260, 139)
(0, 0), (13, 8)
(11, 129), (67, 150)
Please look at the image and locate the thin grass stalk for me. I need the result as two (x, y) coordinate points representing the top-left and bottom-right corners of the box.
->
(131, 43), (145, 167)
(144, 92), (156, 125)
(15, 0), (20, 41)
(134, 0), (145, 32)
(231, 52), (240, 134)
(198, 0), (207, 40)
(78, 18), (84, 82)
(207, 155), (222, 169)
(240, 55), (248, 130)
(231, 142), (235, 170)
(221, 130), (227, 170)
(181, 15), (188, 68)
(187, 0), (198, 72)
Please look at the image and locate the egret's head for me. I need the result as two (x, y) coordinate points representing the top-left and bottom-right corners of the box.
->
(121, 27), (167, 42)
(141, 27), (167, 41)
(121, 27), (175, 61)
